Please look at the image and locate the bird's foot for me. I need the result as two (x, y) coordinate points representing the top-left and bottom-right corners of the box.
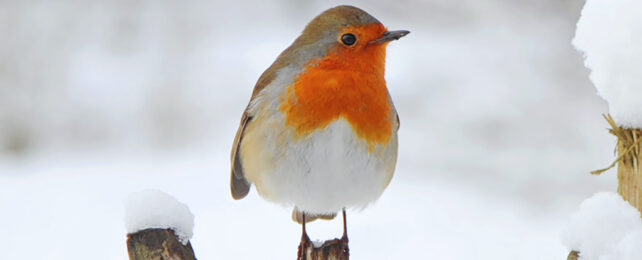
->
(296, 210), (350, 260)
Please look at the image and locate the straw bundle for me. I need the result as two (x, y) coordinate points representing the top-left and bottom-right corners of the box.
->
(592, 114), (642, 212)
(567, 250), (579, 260)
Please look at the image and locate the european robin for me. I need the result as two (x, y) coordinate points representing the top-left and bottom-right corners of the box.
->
(230, 4), (408, 244)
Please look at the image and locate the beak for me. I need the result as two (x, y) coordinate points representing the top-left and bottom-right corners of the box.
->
(369, 30), (410, 45)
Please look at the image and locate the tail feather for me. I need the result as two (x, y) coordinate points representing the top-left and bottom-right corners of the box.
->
(230, 169), (250, 200)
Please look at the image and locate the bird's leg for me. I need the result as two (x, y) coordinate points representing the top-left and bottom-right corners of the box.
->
(297, 213), (310, 259)
(302, 213), (310, 242)
(298, 210), (349, 259)
(337, 208), (349, 257)
(341, 208), (348, 243)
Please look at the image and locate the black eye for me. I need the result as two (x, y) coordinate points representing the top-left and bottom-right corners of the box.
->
(341, 33), (357, 46)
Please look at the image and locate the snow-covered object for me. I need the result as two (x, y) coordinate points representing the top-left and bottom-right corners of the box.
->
(124, 189), (195, 245)
(573, 0), (642, 128)
(561, 192), (642, 260)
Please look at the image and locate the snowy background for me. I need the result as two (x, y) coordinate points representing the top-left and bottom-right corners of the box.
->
(0, 0), (618, 259)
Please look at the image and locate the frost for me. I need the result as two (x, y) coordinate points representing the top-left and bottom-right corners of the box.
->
(124, 189), (195, 245)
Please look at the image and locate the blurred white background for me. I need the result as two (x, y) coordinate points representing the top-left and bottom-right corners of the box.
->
(0, 0), (617, 259)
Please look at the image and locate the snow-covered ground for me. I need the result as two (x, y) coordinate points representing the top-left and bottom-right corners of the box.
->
(0, 0), (622, 259)
(0, 147), (572, 259)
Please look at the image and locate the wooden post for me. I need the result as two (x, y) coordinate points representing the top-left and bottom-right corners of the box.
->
(592, 115), (642, 212)
(571, 115), (642, 258)
(298, 237), (349, 260)
(610, 124), (642, 211)
(127, 228), (196, 260)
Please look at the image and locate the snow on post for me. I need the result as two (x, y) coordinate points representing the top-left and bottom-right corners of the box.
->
(573, 0), (642, 128)
(125, 189), (195, 244)
(124, 189), (196, 260)
(575, 0), (642, 226)
(562, 192), (642, 260)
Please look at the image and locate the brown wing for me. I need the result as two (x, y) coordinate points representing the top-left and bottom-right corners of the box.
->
(230, 48), (293, 200)
(230, 111), (251, 199)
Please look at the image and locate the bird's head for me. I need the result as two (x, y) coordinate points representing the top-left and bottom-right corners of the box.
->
(280, 5), (409, 75)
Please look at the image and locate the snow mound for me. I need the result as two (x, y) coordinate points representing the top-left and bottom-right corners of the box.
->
(573, 0), (642, 128)
(561, 192), (642, 260)
(124, 189), (195, 245)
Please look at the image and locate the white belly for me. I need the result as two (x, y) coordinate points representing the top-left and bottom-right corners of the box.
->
(240, 117), (398, 214)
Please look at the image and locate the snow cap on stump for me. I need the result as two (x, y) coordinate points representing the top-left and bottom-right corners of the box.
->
(124, 189), (195, 245)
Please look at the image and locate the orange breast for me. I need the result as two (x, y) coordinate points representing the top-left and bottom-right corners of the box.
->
(279, 29), (393, 149)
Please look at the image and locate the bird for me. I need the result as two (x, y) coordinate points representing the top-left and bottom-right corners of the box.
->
(230, 4), (408, 250)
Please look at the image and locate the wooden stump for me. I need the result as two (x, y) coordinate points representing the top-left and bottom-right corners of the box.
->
(298, 236), (349, 260)
(127, 228), (196, 260)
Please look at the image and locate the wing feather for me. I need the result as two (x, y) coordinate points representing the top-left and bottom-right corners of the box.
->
(230, 112), (251, 199)
(230, 48), (292, 199)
